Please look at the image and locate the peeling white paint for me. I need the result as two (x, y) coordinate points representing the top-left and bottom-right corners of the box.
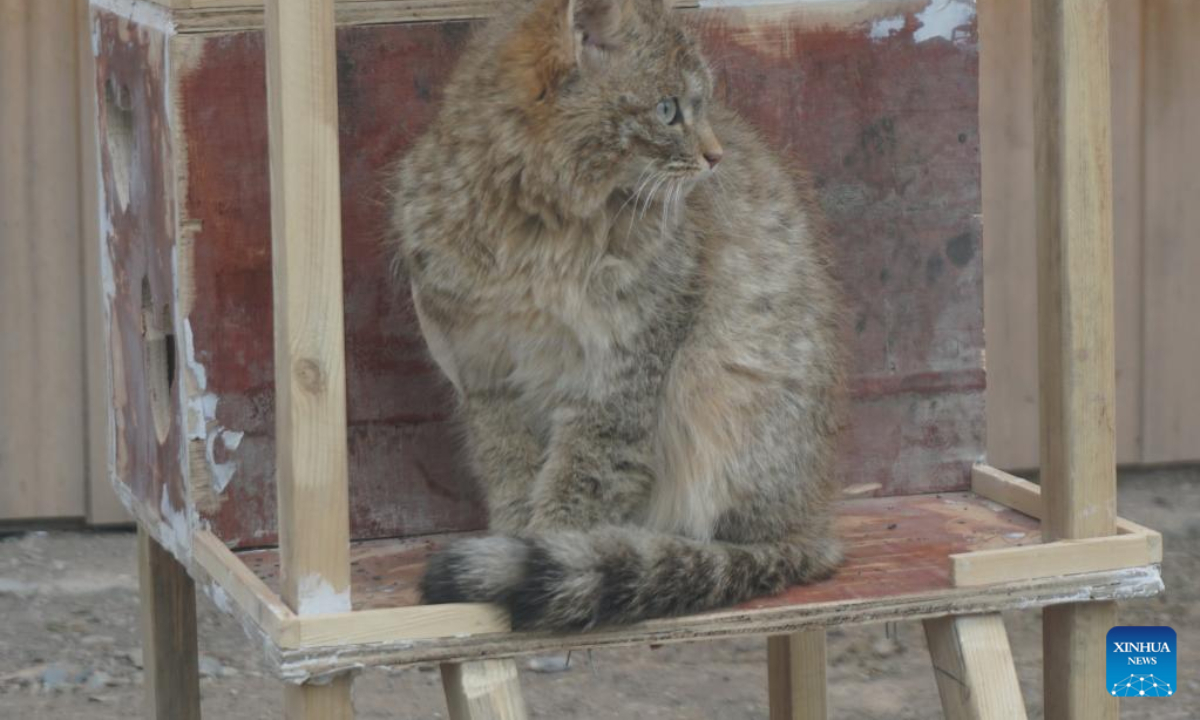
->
(182, 318), (208, 392)
(158, 489), (193, 558)
(90, 0), (177, 33)
(209, 584), (233, 614)
(221, 429), (245, 451)
(297, 575), (352, 616)
(913, 0), (975, 43)
(180, 315), (242, 495)
(206, 429), (240, 494)
(869, 15), (905, 39)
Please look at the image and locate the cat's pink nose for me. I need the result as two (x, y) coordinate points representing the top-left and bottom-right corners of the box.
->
(704, 150), (723, 168)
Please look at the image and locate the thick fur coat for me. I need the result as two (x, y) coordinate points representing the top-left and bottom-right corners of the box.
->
(389, 0), (845, 630)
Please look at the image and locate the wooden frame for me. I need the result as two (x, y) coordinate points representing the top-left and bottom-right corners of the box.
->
(954, 466), (1162, 587)
(122, 464), (1162, 683)
(99, 0), (1157, 716)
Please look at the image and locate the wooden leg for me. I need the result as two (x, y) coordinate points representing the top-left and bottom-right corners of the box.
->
(767, 629), (827, 720)
(923, 614), (1027, 720)
(441, 659), (529, 720)
(284, 675), (354, 720)
(138, 527), (201, 720)
(1044, 601), (1118, 720)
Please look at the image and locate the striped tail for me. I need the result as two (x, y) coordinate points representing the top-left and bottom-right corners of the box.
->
(419, 526), (840, 631)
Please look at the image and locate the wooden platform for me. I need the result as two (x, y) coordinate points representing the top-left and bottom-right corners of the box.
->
(243, 493), (1035, 612)
(171, 468), (1163, 683)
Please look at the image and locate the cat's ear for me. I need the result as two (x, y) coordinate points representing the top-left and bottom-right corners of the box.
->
(566, 0), (628, 66)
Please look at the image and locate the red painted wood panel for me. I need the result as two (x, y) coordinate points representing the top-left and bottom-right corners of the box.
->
(95, 11), (193, 549)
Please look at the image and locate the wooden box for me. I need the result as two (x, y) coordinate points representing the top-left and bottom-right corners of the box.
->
(93, 2), (1168, 691)
(93, 0), (985, 553)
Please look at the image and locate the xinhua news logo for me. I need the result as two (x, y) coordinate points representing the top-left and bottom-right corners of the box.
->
(1106, 626), (1177, 698)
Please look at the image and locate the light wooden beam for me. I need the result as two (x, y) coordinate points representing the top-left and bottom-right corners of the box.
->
(139, 528), (202, 720)
(264, 0), (355, 714)
(1032, 0), (1118, 717)
(952, 532), (1159, 587)
(264, 0), (352, 623)
(441, 660), (529, 720)
(924, 614), (1028, 720)
(284, 676), (355, 720)
(768, 630), (827, 720)
(970, 464), (1163, 539)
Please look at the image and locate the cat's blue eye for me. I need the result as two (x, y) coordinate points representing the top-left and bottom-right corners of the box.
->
(656, 98), (682, 125)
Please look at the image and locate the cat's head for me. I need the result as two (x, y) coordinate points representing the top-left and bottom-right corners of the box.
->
(489, 0), (722, 209)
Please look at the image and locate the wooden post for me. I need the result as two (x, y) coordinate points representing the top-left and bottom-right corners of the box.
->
(264, 0), (354, 715)
(1032, 1), (1118, 719)
(924, 614), (1028, 720)
(441, 660), (529, 720)
(138, 528), (201, 720)
(767, 630), (827, 720)
(284, 676), (355, 720)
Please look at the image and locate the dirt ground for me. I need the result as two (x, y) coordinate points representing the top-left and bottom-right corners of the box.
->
(1, 467), (1197, 720)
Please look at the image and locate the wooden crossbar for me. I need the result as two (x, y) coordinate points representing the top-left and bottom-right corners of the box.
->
(955, 466), (1162, 587)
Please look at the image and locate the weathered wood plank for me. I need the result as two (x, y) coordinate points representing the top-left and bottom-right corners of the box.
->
(139, 527), (202, 720)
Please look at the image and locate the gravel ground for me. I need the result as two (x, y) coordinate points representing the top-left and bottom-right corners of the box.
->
(1, 467), (1197, 719)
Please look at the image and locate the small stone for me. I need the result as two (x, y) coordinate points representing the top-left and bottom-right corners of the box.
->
(85, 671), (113, 690)
(122, 649), (143, 669)
(41, 664), (79, 691)
(0, 664), (48, 688)
(81, 635), (116, 647)
(525, 654), (572, 673)
(198, 655), (225, 678)
(871, 637), (903, 658)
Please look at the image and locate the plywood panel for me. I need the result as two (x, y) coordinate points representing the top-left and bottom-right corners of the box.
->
(0, 1), (87, 520)
(94, 11), (193, 545)
(78, 0), (131, 525)
(239, 493), (1042, 612)
(1141, 0), (1200, 462)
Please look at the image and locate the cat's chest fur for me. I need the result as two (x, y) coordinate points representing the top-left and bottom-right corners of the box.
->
(455, 216), (686, 402)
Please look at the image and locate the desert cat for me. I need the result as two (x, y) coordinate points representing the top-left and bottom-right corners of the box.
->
(389, 0), (844, 630)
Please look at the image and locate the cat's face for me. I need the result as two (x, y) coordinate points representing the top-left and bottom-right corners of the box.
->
(501, 0), (723, 203)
